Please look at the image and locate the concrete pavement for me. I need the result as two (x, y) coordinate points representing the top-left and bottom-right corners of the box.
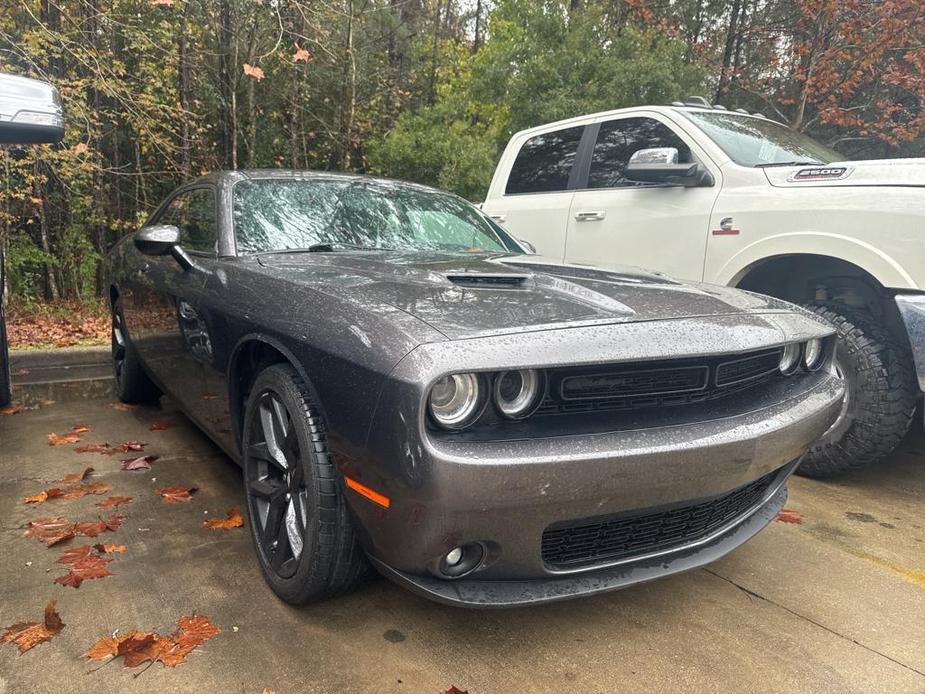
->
(1, 385), (923, 693)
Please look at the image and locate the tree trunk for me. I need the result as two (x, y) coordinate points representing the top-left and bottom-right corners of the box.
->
(33, 158), (59, 301)
(219, 0), (237, 169)
(473, 0), (483, 52)
(178, 2), (192, 180)
(714, 0), (743, 103)
(338, 0), (356, 170)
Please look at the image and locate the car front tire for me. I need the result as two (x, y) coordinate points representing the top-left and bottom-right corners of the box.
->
(242, 363), (369, 604)
(798, 301), (916, 478)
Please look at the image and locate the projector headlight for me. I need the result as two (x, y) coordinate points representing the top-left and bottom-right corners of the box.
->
(803, 338), (825, 371)
(428, 373), (482, 429)
(779, 343), (801, 375)
(493, 369), (543, 419)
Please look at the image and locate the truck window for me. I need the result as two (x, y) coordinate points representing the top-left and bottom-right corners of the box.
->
(588, 117), (692, 189)
(505, 125), (585, 195)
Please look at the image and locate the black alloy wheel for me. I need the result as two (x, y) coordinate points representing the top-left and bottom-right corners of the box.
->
(242, 364), (369, 604)
(110, 299), (159, 403)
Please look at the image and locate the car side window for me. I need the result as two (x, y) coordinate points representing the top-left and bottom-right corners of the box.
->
(505, 125), (585, 195)
(588, 117), (693, 189)
(157, 188), (217, 254)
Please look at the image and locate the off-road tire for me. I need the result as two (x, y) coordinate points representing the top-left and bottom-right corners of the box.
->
(242, 363), (370, 604)
(111, 298), (160, 403)
(799, 301), (916, 478)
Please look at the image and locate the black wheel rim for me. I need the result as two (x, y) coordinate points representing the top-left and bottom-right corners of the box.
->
(111, 310), (126, 385)
(245, 391), (308, 580)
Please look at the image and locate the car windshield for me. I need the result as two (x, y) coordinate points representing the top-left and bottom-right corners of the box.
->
(681, 111), (845, 167)
(233, 178), (519, 255)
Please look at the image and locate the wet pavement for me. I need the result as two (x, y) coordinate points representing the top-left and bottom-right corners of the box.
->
(0, 365), (923, 693)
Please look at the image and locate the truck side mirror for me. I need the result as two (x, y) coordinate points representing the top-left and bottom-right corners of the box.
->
(0, 73), (64, 144)
(625, 147), (713, 188)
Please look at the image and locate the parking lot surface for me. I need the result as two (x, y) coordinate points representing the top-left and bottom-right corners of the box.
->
(1, 378), (923, 693)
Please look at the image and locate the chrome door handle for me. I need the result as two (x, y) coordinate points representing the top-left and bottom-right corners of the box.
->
(488, 213), (506, 223)
(574, 210), (606, 222)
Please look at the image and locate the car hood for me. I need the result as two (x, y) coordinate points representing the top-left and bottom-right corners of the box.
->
(763, 157), (925, 188)
(254, 252), (800, 340)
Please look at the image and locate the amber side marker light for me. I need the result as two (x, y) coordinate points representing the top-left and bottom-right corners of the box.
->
(344, 475), (390, 509)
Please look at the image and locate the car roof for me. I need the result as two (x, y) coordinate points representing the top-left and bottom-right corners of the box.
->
(188, 169), (449, 196)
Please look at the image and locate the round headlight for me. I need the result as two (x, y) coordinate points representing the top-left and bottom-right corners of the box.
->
(429, 373), (482, 429)
(779, 343), (801, 375)
(494, 369), (542, 419)
(804, 338), (824, 371)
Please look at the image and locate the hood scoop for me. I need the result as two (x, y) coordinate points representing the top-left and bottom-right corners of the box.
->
(444, 272), (533, 289)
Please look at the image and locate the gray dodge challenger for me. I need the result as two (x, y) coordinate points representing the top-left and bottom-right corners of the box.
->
(104, 170), (844, 607)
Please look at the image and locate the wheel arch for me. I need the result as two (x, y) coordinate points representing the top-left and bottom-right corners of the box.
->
(227, 334), (323, 454)
(714, 232), (915, 291)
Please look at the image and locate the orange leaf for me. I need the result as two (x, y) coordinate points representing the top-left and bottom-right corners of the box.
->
(74, 442), (113, 454)
(94, 543), (126, 554)
(243, 63), (264, 81)
(1, 601), (65, 653)
(775, 508), (803, 524)
(53, 551), (112, 588)
(149, 419), (171, 431)
(71, 424), (91, 434)
(203, 507), (244, 530)
(23, 517), (76, 546)
(60, 467), (94, 484)
(84, 616), (218, 669)
(110, 402), (139, 411)
(158, 485), (198, 504)
(83, 636), (119, 661)
(292, 43), (311, 63)
(48, 431), (81, 445)
(0, 404), (24, 416)
(96, 496), (133, 509)
(121, 455), (158, 471)
(23, 491), (49, 504)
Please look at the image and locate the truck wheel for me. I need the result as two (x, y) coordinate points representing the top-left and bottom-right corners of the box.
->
(799, 302), (916, 478)
(242, 363), (370, 604)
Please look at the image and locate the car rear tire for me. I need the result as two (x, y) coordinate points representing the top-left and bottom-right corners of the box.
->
(242, 363), (369, 604)
(111, 298), (160, 404)
(798, 301), (916, 478)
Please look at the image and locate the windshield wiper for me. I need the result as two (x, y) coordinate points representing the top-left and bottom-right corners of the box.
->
(257, 243), (386, 255)
(755, 160), (823, 168)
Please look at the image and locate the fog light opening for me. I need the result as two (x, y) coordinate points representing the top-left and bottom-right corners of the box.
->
(438, 543), (485, 579)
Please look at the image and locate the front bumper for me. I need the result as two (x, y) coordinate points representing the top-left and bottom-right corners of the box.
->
(895, 293), (925, 392)
(346, 365), (843, 606)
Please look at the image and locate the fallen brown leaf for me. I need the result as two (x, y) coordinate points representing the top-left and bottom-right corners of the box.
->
(48, 431), (81, 446)
(22, 468), (109, 504)
(84, 614), (219, 669)
(149, 419), (171, 431)
(1, 601), (64, 653)
(445, 688), (469, 694)
(157, 485), (198, 504)
(121, 455), (158, 471)
(0, 404), (24, 416)
(96, 496), (133, 509)
(23, 517), (77, 546)
(74, 442), (114, 454)
(71, 424), (91, 434)
(110, 402), (139, 411)
(113, 440), (146, 454)
(53, 545), (113, 588)
(775, 508), (803, 524)
(94, 543), (126, 554)
(23, 491), (49, 504)
(60, 467), (94, 484)
(58, 481), (112, 500)
(203, 507), (243, 530)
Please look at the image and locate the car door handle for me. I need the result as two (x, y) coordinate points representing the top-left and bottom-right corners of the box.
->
(574, 210), (606, 222)
(488, 213), (506, 223)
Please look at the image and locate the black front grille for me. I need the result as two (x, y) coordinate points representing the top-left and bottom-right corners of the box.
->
(541, 469), (779, 569)
(536, 348), (783, 416)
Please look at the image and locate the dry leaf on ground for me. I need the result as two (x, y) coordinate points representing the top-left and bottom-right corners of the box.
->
(74, 442), (114, 454)
(149, 419), (171, 431)
(203, 507), (244, 530)
(24, 514), (122, 546)
(72, 424), (91, 434)
(23, 468), (110, 504)
(94, 543), (126, 554)
(48, 431), (81, 446)
(157, 485), (198, 504)
(110, 402), (139, 411)
(775, 508), (803, 524)
(121, 455), (158, 471)
(1, 601), (65, 653)
(0, 404), (24, 416)
(96, 495), (133, 509)
(61, 467), (94, 484)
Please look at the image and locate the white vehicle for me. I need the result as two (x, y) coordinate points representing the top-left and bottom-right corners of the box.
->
(483, 96), (925, 477)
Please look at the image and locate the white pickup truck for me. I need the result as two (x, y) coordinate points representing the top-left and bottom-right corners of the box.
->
(482, 97), (925, 477)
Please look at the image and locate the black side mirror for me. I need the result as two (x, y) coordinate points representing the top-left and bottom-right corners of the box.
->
(625, 147), (714, 187)
(134, 224), (180, 256)
(0, 73), (64, 144)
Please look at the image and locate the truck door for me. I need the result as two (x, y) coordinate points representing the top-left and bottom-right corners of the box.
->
(563, 115), (720, 281)
(482, 124), (586, 260)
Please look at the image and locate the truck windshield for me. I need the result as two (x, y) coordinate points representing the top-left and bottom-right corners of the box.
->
(233, 178), (521, 255)
(682, 111), (844, 167)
